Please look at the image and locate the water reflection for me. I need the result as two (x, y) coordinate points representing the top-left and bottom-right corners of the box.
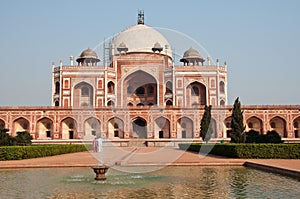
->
(0, 166), (299, 199)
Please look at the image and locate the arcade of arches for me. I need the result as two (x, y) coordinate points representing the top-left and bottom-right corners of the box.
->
(1, 106), (300, 140)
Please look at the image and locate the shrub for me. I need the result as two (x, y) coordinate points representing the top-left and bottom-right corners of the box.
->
(245, 130), (283, 143)
(179, 143), (300, 159)
(0, 144), (88, 160)
(15, 131), (33, 146)
(0, 129), (15, 146)
(245, 130), (260, 143)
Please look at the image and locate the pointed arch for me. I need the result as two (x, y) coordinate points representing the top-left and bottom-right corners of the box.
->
(154, 116), (170, 138)
(246, 116), (263, 134)
(269, 116), (287, 138)
(293, 116), (300, 138)
(186, 81), (206, 106)
(107, 81), (115, 94)
(37, 117), (53, 139)
(73, 82), (94, 107)
(13, 117), (30, 136)
(132, 117), (147, 138)
(84, 117), (101, 139)
(177, 117), (194, 138)
(122, 70), (158, 107)
(224, 116), (232, 138)
(108, 117), (124, 138)
(61, 117), (77, 139)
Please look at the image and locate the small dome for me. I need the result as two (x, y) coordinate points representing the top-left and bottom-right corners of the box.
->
(79, 48), (99, 59)
(182, 48), (203, 59)
(152, 42), (163, 52)
(153, 42), (162, 49)
(118, 42), (127, 48)
(76, 48), (100, 63)
(180, 47), (205, 65)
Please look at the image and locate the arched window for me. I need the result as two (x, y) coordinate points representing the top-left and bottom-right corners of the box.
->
(81, 87), (89, 96)
(137, 103), (144, 106)
(136, 87), (145, 96)
(220, 81), (225, 94)
(107, 81), (115, 94)
(55, 101), (59, 106)
(166, 100), (173, 106)
(55, 82), (60, 94)
(166, 82), (173, 94)
(220, 100), (225, 106)
(107, 100), (115, 107)
(191, 86), (199, 96)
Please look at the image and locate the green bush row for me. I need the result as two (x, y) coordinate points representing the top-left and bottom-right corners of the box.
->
(179, 143), (300, 159)
(0, 144), (88, 160)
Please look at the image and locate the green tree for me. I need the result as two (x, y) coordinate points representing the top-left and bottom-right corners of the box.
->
(0, 128), (15, 146)
(200, 105), (213, 143)
(230, 97), (246, 143)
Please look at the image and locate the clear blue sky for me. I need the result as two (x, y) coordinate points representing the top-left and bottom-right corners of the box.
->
(0, 0), (299, 106)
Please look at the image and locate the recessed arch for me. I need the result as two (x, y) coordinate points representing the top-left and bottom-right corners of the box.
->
(293, 116), (300, 138)
(13, 117), (30, 136)
(107, 100), (115, 107)
(107, 81), (115, 94)
(177, 117), (193, 138)
(166, 100), (173, 106)
(186, 81), (206, 106)
(224, 116), (232, 138)
(37, 117), (53, 139)
(74, 82), (94, 107)
(132, 117), (147, 138)
(154, 117), (170, 138)
(61, 117), (77, 139)
(108, 117), (124, 138)
(219, 81), (225, 94)
(246, 116), (263, 134)
(123, 70), (158, 107)
(269, 116), (287, 138)
(84, 117), (101, 139)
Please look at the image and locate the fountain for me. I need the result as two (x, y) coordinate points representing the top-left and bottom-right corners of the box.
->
(92, 165), (109, 180)
(92, 137), (109, 180)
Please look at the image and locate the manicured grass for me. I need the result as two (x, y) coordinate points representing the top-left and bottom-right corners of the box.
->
(179, 143), (300, 159)
(0, 144), (90, 161)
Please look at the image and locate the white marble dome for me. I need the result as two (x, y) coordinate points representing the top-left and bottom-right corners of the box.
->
(112, 24), (172, 58)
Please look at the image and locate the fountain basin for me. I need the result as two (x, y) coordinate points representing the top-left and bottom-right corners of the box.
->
(92, 165), (109, 180)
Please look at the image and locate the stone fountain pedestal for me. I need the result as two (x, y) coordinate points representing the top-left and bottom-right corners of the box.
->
(92, 166), (109, 180)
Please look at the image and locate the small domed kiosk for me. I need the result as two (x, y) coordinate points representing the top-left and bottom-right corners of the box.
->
(76, 48), (100, 66)
(180, 47), (205, 66)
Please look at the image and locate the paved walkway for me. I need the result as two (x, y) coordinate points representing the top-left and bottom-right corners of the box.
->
(0, 147), (299, 178)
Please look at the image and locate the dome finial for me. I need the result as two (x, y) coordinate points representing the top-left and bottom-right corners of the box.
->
(137, 10), (144, 25)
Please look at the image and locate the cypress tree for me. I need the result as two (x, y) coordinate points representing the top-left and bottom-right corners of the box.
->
(230, 97), (246, 143)
(200, 105), (213, 143)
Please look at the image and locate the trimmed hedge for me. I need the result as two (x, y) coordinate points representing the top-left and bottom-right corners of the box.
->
(179, 143), (300, 159)
(0, 144), (88, 161)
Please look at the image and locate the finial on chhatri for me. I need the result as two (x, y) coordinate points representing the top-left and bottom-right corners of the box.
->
(137, 10), (144, 25)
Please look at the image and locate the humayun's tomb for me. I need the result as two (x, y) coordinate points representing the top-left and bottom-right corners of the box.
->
(0, 13), (299, 145)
